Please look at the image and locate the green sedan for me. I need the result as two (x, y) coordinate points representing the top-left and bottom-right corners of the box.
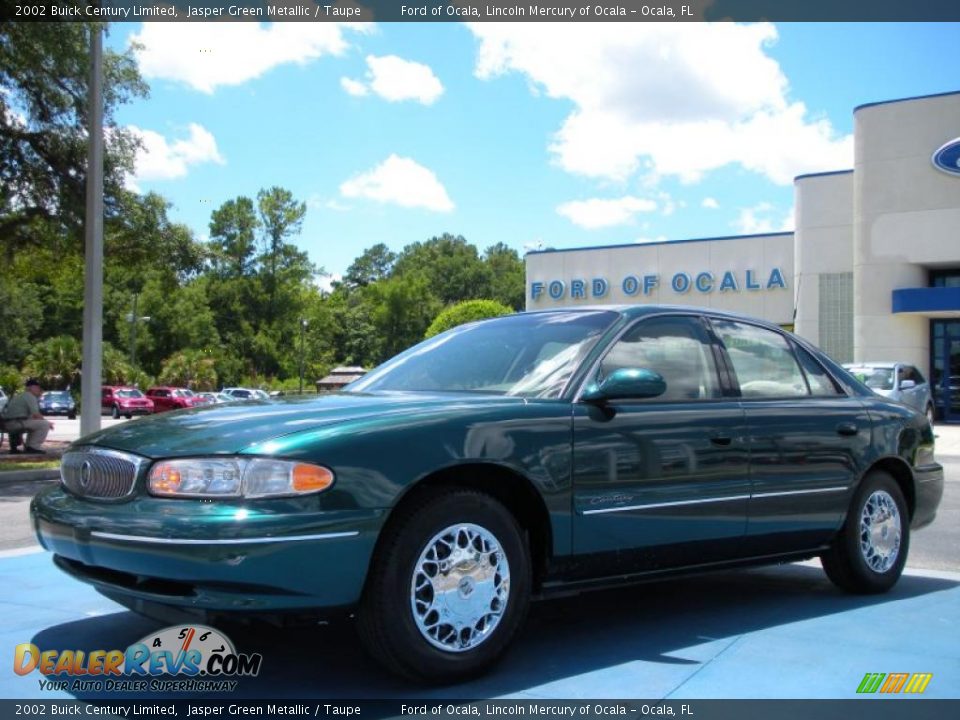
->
(31, 306), (944, 682)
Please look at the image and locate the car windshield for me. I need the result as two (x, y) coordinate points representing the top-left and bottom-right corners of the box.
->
(173, 389), (194, 397)
(348, 311), (618, 399)
(847, 367), (894, 390)
(230, 390), (251, 398)
(43, 392), (71, 401)
(115, 389), (144, 398)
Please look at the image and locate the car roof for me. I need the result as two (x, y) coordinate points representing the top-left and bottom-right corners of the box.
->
(518, 304), (794, 334)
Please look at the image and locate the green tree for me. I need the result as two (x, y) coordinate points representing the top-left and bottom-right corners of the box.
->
(209, 196), (259, 278)
(483, 242), (525, 310)
(0, 275), (43, 366)
(392, 233), (492, 305)
(158, 349), (218, 390)
(366, 275), (442, 361)
(24, 335), (82, 389)
(344, 243), (396, 288)
(425, 299), (513, 338)
(0, 22), (147, 261)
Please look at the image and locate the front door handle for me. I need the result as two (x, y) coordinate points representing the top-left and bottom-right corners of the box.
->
(710, 434), (733, 446)
(836, 422), (859, 436)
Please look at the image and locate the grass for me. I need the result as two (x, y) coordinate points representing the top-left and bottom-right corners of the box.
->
(0, 459), (60, 472)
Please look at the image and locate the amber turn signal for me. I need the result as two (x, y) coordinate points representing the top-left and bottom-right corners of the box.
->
(292, 463), (335, 493)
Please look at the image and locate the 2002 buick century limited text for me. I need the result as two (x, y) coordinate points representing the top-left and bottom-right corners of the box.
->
(31, 307), (944, 682)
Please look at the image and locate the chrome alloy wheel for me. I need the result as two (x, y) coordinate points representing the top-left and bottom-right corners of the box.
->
(410, 523), (510, 653)
(859, 490), (902, 573)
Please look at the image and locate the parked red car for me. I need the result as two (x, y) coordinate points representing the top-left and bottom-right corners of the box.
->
(145, 386), (202, 413)
(101, 386), (155, 419)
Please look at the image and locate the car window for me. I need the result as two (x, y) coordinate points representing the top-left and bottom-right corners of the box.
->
(713, 320), (808, 398)
(794, 345), (843, 396)
(232, 390), (251, 398)
(847, 367), (894, 390)
(599, 316), (721, 401)
(910, 366), (926, 384)
(116, 389), (144, 398)
(350, 310), (618, 399)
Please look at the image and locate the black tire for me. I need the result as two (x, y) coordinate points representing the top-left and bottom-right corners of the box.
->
(357, 488), (531, 683)
(125, 413), (132, 419)
(111, 405), (120, 419)
(821, 470), (909, 594)
(926, 404), (935, 427)
(67, 412), (76, 420)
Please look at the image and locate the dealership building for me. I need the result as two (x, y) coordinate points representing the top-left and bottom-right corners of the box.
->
(525, 91), (960, 422)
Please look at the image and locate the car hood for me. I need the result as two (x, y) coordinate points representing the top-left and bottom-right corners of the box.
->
(74, 392), (529, 458)
(871, 389), (896, 399)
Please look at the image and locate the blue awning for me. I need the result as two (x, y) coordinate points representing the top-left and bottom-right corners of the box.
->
(892, 286), (960, 314)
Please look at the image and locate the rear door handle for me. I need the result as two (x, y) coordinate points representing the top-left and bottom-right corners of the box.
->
(836, 422), (859, 436)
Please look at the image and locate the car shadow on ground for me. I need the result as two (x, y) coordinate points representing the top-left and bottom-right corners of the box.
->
(28, 563), (958, 701)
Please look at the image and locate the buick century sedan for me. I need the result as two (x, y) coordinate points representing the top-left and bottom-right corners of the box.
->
(31, 307), (944, 682)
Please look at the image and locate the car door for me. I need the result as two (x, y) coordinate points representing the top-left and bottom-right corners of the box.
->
(572, 314), (749, 572)
(709, 318), (870, 555)
(897, 365), (925, 413)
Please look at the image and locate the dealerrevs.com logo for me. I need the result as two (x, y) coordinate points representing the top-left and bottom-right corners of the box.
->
(14, 625), (263, 693)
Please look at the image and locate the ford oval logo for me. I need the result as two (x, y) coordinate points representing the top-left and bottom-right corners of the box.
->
(79, 461), (92, 488)
(932, 137), (960, 176)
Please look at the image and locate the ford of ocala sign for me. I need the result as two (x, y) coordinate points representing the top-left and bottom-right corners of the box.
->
(530, 268), (787, 301)
(932, 137), (960, 176)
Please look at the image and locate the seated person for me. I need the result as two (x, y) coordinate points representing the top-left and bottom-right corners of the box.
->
(3, 379), (54, 454)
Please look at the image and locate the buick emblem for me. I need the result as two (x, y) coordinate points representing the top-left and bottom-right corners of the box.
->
(79, 461), (93, 488)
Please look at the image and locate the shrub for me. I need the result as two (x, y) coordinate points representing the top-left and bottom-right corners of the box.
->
(424, 299), (513, 339)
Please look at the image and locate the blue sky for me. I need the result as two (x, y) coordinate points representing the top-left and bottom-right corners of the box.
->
(107, 21), (960, 284)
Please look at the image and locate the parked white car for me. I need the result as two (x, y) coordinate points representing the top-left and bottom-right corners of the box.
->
(221, 387), (270, 401)
(844, 362), (935, 425)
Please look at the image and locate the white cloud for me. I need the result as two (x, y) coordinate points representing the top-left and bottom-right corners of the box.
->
(341, 55), (444, 105)
(131, 23), (371, 93)
(557, 196), (657, 229)
(340, 77), (369, 97)
(340, 155), (454, 212)
(467, 23), (852, 185)
(636, 235), (668, 244)
(128, 123), (224, 188)
(702, 197), (720, 209)
(732, 202), (793, 234)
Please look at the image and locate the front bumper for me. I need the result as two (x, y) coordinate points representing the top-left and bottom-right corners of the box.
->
(912, 462), (944, 530)
(31, 486), (382, 613)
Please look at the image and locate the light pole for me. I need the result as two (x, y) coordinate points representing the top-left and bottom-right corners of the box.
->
(126, 294), (151, 376)
(299, 318), (309, 394)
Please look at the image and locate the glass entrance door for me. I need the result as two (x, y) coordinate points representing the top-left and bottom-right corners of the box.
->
(932, 320), (960, 423)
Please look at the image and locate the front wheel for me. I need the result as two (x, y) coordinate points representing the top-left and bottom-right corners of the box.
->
(111, 405), (120, 419)
(357, 489), (531, 683)
(821, 470), (909, 594)
(926, 404), (935, 427)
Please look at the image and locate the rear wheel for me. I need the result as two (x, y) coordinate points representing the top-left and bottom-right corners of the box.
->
(821, 470), (909, 594)
(357, 489), (531, 683)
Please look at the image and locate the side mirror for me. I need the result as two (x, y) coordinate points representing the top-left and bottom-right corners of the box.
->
(581, 368), (667, 403)
(899, 379), (916, 390)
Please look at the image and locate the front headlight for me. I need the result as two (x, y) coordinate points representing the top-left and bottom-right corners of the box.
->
(148, 457), (334, 499)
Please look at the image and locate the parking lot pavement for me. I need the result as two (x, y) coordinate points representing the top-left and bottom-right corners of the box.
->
(45, 416), (131, 443)
(1, 548), (958, 700)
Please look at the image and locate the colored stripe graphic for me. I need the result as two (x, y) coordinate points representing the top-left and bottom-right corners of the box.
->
(857, 673), (886, 693)
(904, 673), (933, 694)
(880, 673), (909, 693)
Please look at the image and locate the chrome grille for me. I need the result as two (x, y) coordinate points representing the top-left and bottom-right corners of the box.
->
(61, 448), (146, 500)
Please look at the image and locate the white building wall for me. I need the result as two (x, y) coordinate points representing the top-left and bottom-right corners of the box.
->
(525, 234), (795, 325)
(793, 171), (854, 353)
(853, 93), (960, 372)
